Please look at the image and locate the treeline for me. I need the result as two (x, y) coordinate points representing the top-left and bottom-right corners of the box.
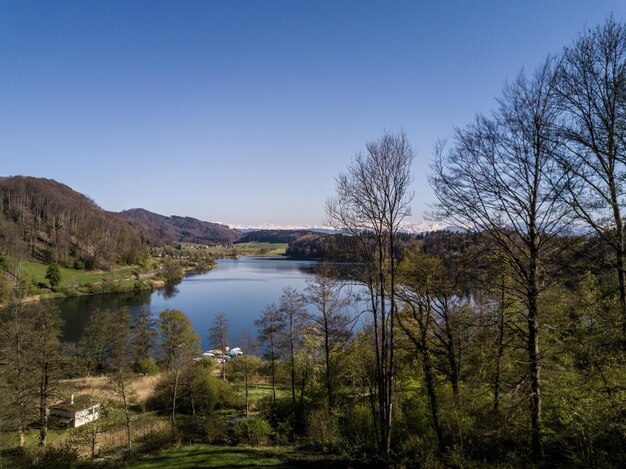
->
(121, 208), (241, 247)
(0, 176), (148, 269)
(238, 229), (316, 244)
(286, 231), (419, 261)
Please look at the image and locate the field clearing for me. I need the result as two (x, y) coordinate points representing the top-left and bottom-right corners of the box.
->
(126, 444), (348, 468)
(16, 260), (141, 288)
(231, 383), (290, 402)
(207, 242), (288, 257)
(60, 373), (162, 404)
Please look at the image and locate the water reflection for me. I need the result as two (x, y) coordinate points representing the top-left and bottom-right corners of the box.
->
(54, 257), (320, 349)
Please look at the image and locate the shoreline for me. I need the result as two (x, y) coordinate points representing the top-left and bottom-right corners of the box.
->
(0, 262), (221, 307)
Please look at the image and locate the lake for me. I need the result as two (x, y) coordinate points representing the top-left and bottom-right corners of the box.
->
(55, 257), (319, 349)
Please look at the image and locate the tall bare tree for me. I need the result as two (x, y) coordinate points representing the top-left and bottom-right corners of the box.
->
(278, 287), (309, 405)
(0, 302), (35, 447)
(31, 303), (63, 447)
(305, 264), (354, 413)
(255, 303), (285, 404)
(109, 309), (133, 454)
(431, 60), (568, 460)
(209, 313), (230, 381)
(326, 131), (414, 460)
(556, 17), (626, 346)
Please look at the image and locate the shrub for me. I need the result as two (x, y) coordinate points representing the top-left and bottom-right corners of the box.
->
(259, 396), (297, 443)
(135, 357), (160, 375)
(233, 416), (274, 446)
(307, 407), (340, 451)
(205, 415), (230, 444)
(337, 403), (377, 458)
(33, 444), (80, 469)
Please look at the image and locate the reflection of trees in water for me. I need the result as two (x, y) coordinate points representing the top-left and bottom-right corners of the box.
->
(160, 283), (179, 300)
(51, 290), (153, 343)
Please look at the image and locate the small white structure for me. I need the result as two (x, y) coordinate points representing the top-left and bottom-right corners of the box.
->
(50, 395), (100, 429)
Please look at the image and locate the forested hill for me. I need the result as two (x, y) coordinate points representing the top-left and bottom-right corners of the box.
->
(120, 208), (241, 247)
(238, 229), (316, 244)
(0, 176), (147, 269)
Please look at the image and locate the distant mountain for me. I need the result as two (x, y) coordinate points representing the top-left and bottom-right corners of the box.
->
(0, 176), (147, 269)
(120, 208), (241, 246)
(230, 221), (458, 235)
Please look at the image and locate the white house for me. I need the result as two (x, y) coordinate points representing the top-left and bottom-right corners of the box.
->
(50, 395), (100, 429)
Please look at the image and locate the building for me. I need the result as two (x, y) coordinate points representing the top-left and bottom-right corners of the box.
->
(50, 395), (100, 429)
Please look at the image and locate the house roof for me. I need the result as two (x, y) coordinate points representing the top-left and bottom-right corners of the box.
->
(51, 395), (99, 413)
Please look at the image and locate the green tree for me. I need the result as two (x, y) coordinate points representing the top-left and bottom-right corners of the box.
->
(45, 263), (61, 291)
(131, 308), (158, 371)
(157, 309), (201, 430)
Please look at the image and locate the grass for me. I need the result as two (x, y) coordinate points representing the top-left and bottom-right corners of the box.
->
(231, 383), (290, 402)
(16, 260), (140, 289)
(206, 242), (288, 257)
(5, 260), (155, 302)
(125, 444), (348, 468)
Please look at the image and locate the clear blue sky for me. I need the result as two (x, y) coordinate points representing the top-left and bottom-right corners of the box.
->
(1, 1), (624, 227)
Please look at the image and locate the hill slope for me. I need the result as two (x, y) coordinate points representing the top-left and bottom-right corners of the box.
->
(0, 176), (147, 269)
(120, 208), (241, 246)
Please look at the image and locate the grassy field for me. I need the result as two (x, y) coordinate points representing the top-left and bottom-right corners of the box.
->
(207, 242), (288, 257)
(126, 444), (348, 468)
(16, 260), (141, 289)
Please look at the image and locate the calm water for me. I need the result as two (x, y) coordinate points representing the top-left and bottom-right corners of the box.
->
(54, 257), (319, 349)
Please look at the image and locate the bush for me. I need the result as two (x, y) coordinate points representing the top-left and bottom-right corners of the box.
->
(136, 357), (160, 375)
(307, 407), (340, 451)
(205, 415), (230, 444)
(336, 403), (377, 458)
(258, 396), (297, 443)
(33, 444), (80, 469)
(233, 416), (274, 446)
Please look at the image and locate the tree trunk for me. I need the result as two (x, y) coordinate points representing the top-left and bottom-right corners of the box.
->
(119, 371), (132, 454)
(494, 270), (506, 413)
(528, 258), (543, 461)
(171, 369), (180, 435)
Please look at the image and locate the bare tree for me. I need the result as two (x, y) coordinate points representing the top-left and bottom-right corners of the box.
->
(326, 131), (414, 460)
(305, 264), (354, 413)
(255, 303), (285, 404)
(0, 302), (35, 447)
(131, 308), (157, 371)
(278, 287), (309, 405)
(230, 328), (260, 418)
(396, 250), (446, 453)
(431, 59), (568, 460)
(31, 303), (63, 447)
(556, 17), (626, 346)
(109, 309), (133, 454)
(209, 313), (230, 381)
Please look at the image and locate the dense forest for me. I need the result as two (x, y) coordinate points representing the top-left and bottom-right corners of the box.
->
(0, 177), (148, 269)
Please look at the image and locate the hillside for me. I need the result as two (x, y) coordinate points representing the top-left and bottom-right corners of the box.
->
(237, 229), (316, 244)
(121, 208), (241, 247)
(0, 176), (147, 269)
